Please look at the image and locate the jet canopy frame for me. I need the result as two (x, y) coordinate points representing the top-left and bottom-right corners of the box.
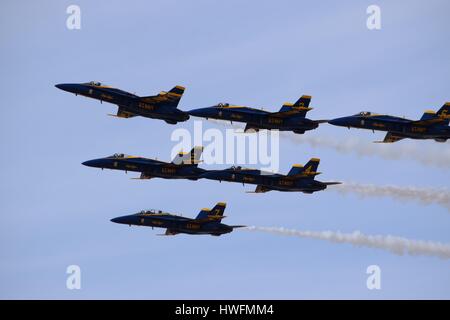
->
(355, 111), (372, 116)
(84, 81), (103, 86)
(111, 153), (131, 159)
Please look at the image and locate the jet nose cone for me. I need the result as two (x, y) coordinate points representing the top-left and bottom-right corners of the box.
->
(328, 118), (347, 127)
(82, 160), (93, 167)
(55, 83), (71, 91)
(110, 217), (124, 224)
(111, 216), (133, 225)
(55, 83), (80, 94)
(82, 159), (102, 168)
(187, 108), (204, 117)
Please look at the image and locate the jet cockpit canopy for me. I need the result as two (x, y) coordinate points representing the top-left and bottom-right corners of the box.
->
(139, 209), (175, 216)
(111, 153), (130, 158)
(85, 81), (102, 86)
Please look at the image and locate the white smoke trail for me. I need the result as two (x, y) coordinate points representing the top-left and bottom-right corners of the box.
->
(286, 134), (450, 168)
(244, 226), (450, 259)
(333, 182), (450, 211)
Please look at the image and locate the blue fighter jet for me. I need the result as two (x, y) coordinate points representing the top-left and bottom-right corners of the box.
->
(82, 147), (205, 180)
(111, 202), (245, 236)
(55, 81), (189, 124)
(188, 95), (326, 134)
(200, 158), (341, 194)
(329, 102), (450, 143)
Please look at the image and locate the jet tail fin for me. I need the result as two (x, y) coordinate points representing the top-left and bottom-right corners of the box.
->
(167, 85), (185, 96)
(171, 146), (203, 165)
(437, 102), (450, 124)
(287, 158), (321, 178)
(277, 95), (312, 117)
(415, 103), (450, 125)
(139, 85), (185, 108)
(195, 202), (227, 222)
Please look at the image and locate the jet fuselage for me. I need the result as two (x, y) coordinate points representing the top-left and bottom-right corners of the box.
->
(201, 168), (329, 194)
(189, 105), (318, 134)
(111, 211), (234, 236)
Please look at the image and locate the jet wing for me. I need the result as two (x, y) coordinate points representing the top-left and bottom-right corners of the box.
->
(108, 106), (138, 118)
(374, 132), (405, 143)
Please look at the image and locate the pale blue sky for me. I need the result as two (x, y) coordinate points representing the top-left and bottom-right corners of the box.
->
(1, 0), (449, 299)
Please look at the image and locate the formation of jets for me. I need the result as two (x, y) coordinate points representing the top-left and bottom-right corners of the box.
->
(83, 148), (338, 195)
(56, 82), (449, 236)
(56, 81), (450, 142)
